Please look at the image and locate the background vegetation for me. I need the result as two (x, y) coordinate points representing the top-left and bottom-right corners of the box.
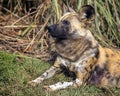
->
(0, 0), (120, 60)
(0, 0), (120, 96)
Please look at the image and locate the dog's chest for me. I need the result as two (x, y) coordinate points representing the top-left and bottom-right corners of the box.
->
(58, 56), (87, 72)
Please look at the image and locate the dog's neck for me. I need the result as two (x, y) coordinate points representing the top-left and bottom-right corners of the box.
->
(55, 37), (92, 61)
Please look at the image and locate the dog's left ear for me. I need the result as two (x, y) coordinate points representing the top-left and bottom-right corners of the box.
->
(79, 5), (95, 23)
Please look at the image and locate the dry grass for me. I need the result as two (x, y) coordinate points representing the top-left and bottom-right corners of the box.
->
(0, 0), (55, 61)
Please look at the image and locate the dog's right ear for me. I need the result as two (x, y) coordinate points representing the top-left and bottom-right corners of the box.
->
(79, 5), (95, 24)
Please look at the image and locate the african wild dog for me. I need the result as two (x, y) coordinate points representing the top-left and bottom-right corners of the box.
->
(28, 5), (120, 91)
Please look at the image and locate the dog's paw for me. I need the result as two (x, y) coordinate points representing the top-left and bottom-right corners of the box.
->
(43, 86), (53, 91)
(28, 81), (37, 87)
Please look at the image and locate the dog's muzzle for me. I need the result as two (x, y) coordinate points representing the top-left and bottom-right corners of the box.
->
(47, 25), (56, 33)
(47, 24), (67, 39)
(47, 24), (58, 37)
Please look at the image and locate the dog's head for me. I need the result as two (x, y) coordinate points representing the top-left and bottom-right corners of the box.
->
(47, 5), (95, 40)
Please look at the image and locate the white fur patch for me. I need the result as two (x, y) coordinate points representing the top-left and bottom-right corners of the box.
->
(49, 79), (82, 90)
(32, 77), (44, 83)
(58, 53), (95, 72)
(49, 82), (73, 90)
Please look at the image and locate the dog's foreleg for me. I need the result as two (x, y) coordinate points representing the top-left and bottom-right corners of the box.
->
(44, 78), (83, 91)
(28, 66), (60, 86)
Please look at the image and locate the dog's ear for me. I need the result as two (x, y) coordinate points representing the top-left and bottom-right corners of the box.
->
(79, 5), (95, 24)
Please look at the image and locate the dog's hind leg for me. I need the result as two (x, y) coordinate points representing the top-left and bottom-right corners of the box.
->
(44, 78), (83, 91)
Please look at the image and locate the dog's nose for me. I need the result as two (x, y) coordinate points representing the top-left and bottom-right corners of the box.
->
(47, 25), (54, 32)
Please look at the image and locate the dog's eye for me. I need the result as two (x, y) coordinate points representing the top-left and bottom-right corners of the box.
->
(62, 20), (70, 25)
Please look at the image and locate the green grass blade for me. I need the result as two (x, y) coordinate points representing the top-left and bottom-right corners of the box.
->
(21, 23), (34, 37)
(54, 0), (60, 19)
